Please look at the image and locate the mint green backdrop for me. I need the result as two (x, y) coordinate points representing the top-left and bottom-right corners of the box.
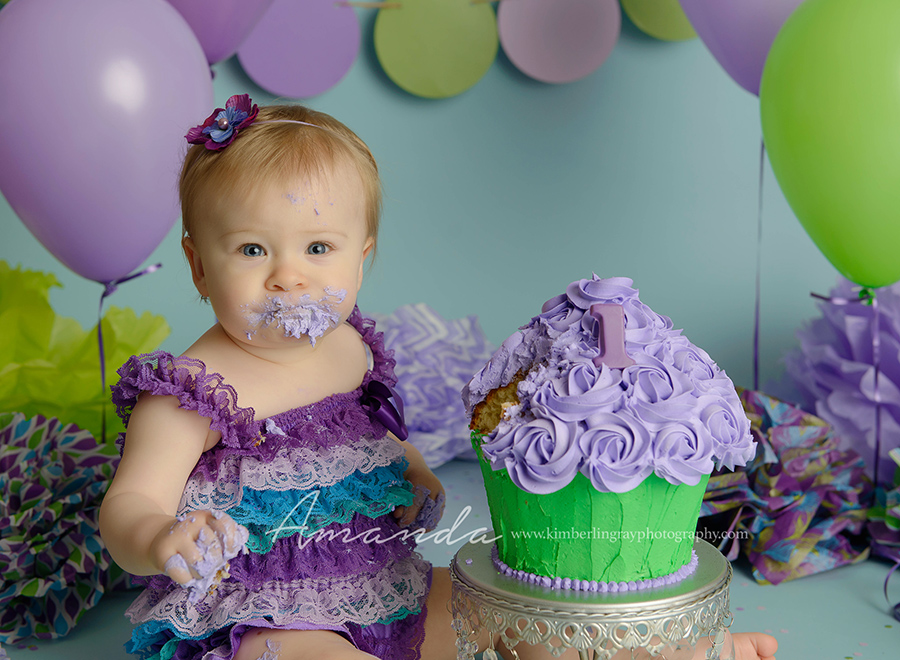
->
(0, 16), (836, 392)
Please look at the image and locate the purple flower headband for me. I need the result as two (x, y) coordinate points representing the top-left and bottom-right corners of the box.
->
(185, 94), (319, 151)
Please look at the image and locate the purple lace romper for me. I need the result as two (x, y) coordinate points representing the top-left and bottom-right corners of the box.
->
(111, 310), (432, 660)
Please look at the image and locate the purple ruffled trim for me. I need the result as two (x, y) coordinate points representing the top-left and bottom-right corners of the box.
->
(136, 511), (421, 591)
(112, 351), (254, 450)
(491, 545), (698, 592)
(111, 309), (400, 484)
(125, 554), (431, 635)
(134, 570), (430, 660)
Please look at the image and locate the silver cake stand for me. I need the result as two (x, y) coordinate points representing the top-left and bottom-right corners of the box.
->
(449, 539), (734, 660)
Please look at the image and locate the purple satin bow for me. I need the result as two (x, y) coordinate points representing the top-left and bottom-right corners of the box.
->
(361, 380), (408, 441)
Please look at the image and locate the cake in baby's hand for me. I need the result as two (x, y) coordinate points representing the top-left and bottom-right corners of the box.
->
(463, 275), (755, 590)
(164, 514), (251, 603)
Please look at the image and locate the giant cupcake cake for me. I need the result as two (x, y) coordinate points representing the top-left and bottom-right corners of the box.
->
(462, 276), (756, 590)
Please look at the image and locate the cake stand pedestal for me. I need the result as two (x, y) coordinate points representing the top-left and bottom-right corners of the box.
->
(449, 539), (734, 660)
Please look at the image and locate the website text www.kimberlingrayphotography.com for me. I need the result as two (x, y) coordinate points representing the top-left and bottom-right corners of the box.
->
(268, 490), (747, 549)
(504, 527), (749, 544)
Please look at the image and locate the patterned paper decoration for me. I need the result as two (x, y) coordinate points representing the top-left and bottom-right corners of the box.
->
(238, 0), (360, 98)
(699, 390), (871, 585)
(370, 303), (495, 468)
(374, 0), (498, 99)
(498, 0), (621, 84)
(0, 413), (127, 643)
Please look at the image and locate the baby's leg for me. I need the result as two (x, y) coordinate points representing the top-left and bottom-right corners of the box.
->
(234, 628), (378, 660)
(690, 632), (777, 660)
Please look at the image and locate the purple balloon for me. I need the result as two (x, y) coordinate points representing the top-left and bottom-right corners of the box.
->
(0, 0), (213, 283)
(238, 0), (360, 99)
(679, 0), (807, 96)
(165, 0), (276, 65)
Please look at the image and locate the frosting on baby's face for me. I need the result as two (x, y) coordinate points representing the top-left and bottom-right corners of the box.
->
(243, 287), (347, 346)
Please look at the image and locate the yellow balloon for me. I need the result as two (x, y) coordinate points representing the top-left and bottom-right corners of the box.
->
(374, 0), (498, 99)
(620, 0), (696, 41)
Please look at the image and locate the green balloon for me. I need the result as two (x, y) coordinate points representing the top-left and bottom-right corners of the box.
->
(760, 0), (900, 288)
(374, 0), (498, 100)
(621, 0), (697, 42)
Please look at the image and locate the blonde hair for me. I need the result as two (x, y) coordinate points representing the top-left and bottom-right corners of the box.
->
(179, 104), (381, 256)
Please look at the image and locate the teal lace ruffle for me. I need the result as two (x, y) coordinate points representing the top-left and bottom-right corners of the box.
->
(228, 460), (413, 553)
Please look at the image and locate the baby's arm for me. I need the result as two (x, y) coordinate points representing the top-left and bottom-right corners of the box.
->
(99, 394), (243, 584)
(392, 438), (445, 529)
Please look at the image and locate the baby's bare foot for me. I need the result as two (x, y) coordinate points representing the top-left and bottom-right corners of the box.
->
(732, 632), (777, 660)
(693, 632), (777, 660)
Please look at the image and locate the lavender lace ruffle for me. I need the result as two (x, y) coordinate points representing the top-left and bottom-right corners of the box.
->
(130, 575), (430, 660)
(126, 553), (431, 637)
(178, 435), (406, 512)
(491, 545), (699, 592)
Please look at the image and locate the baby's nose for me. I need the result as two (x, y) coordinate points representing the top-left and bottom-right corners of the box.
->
(266, 261), (307, 292)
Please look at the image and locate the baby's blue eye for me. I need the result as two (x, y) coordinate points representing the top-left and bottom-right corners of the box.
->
(241, 244), (265, 257)
(308, 242), (329, 255)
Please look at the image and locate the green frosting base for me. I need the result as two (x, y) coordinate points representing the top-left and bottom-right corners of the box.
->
(474, 434), (709, 583)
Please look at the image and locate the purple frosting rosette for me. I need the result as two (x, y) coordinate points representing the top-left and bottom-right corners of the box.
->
(698, 390), (871, 585)
(0, 413), (130, 643)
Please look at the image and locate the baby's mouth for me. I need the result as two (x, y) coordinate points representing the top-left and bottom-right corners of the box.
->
(243, 287), (347, 346)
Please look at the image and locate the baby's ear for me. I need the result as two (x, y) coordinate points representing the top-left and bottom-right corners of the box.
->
(182, 236), (209, 297)
(358, 237), (375, 289)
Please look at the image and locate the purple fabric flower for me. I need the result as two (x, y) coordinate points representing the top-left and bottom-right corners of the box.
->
(577, 411), (653, 493)
(185, 94), (259, 151)
(483, 416), (583, 494)
(651, 421), (714, 486)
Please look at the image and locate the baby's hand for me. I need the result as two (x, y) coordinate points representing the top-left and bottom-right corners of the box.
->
(394, 468), (445, 530)
(149, 510), (249, 601)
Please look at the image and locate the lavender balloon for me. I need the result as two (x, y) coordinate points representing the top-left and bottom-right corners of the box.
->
(238, 0), (360, 99)
(679, 0), (806, 96)
(165, 0), (275, 65)
(0, 0), (213, 283)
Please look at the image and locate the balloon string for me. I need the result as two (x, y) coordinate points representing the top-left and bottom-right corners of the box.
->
(810, 287), (882, 485)
(97, 263), (162, 442)
(873, 293), (882, 487)
(753, 139), (765, 391)
(878, 549), (900, 622)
